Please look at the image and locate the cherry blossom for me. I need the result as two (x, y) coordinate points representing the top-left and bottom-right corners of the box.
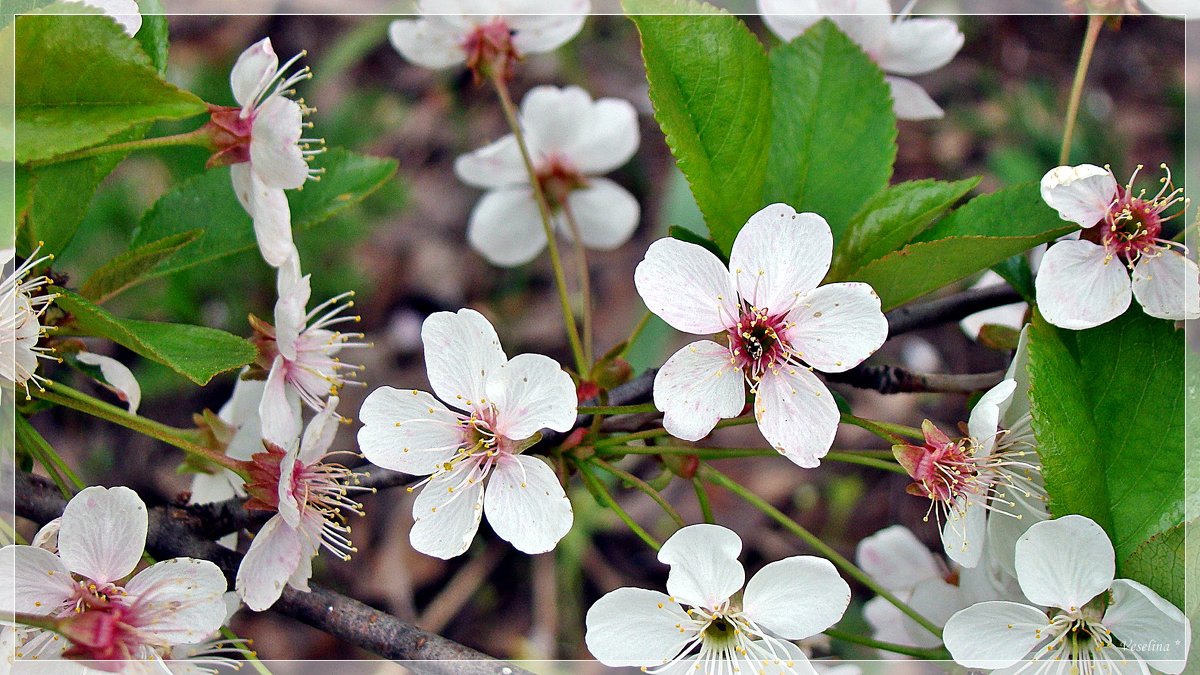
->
(1, 247), (58, 400)
(758, 0), (964, 121)
(634, 203), (888, 468)
(357, 308), (576, 559)
(75, 0), (142, 36)
(188, 374), (268, 509)
(585, 524), (850, 673)
(75, 352), (141, 415)
(454, 85), (641, 267)
(1037, 163), (1198, 329)
(944, 515), (1192, 674)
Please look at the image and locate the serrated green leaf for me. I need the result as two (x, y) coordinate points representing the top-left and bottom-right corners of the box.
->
(830, 177), (979, 279)
(129, 148), (398, 279)
(18, 149), (127, 256)
(765, 21), (897, 243)
(991, 253), (1036, 302)
(913, 181), (1060, 243)
(626, 0), (771, 254)
(134, 0), (169, 74)
(1120, 521), (1193, 613)
(52, 288), (256, 385)
(79, 230), (201, 304)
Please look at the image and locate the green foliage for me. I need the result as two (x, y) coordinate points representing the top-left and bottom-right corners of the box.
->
(1120, 522), (1192, 613)
(79, 230), (202, 304)
(134, 0), (170, 74)
(625, 0), (771, 254)
(17, 151), (125, 256)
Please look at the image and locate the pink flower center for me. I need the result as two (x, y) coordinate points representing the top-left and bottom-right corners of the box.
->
(1084, 164), (1187, 265)
(727, 307), (793, 382)
(464, 19), (519, 82)
(536, 155), (588, 209)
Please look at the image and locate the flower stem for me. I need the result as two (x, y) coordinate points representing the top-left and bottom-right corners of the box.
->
(595, 445), (778, 460)
(591, 415), (757, 448)
(10, 612), (63, 634)
(699, 465), (944, 639)
(561, 202), (595, 368)
(27, 127), (214, 167)
(823, 627), (949, 660)
(692, 477), (714, 524)
(578, 403), (659, 416)
(1059, 13), (1104, 165)
(589, 457), (685, 528)
(489, 74), (589, 375)
(15, 415), (84, 495)
(576, 460), (661, 550)
(840, 413), (923, 443)
(824, 451), (907, 474)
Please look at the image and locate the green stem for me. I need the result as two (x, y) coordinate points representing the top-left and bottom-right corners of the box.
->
(15, 415), (85, 495)
(576, 460), (661, 550)
(824, 451), (907, 475)
(595, 445), (777, 460)
(824, 627), (949, 660)
(591, 415), (757, 448)
(693, 477), (714, 524)
(490, 74), (588, 375)
(589, 457), (685, 528)
(561, 202), (595, 368)
(222, 626), (273, 674)
(1059, 13), (1104, 166)
(578, 403), (659, 416)
(700, 465), (943, 639)
(11, 612), (63, 634)
(840, 413), (923, 443)
(28, 127), (213, 167)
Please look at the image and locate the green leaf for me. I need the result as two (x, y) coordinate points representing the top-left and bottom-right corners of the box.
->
(52, 288), (256, 385)
(17, 150), (127, 256)
(991, 253), (1036, 303)
(913, 182), (1060, 243)
(13, 14), (205, 163)
(1120, 521), (1192, 613)
(625, 0), (771, 253)
(79, 230), (202, 304)
(130, 148), (398, 279)
(134, 0), (170, 75)
(765, 21), (897, 243)
(830, 177), (979, 279)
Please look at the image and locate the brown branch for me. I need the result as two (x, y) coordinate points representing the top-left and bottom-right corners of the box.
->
(825, 367), (1006, 394)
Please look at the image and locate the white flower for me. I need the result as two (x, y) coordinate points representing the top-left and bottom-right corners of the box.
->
(585, 524), (851, 673)
(214, 38), (322, 269)
(1, 247), (58, 400)
(1037, 163), (1199, 329)
(75, 351), (142, 415)
(235, 396), (368, 612)
(454, 85), (641, 267)
(634, 203), (888, 468)
(357, 308), (576, 559)
(0, 487), (228, 666)
(74, 0), (142, 37)
(189, 374), (269, 509)
(389, 0), (590, 80)
(944, 515), (1192, 674)
(757, 0), (964, 121)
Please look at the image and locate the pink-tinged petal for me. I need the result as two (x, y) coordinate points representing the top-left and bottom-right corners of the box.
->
(1036, 239), (1131, 330)
(59, 486), (147, 584)
(285, 513), (325, 593)
(488, 353), (577, 439)
(753, 367), (839, 468)
(1014, 515), (1115, 611)
(942, 601), (1049, 668)
(941, 493), (987, 568)
(125, 558), (228, 644)
(658, 524), (745, 610)
(1132, 250), (1200, 321)
(250, 97), (307, 190)
(1040, 164), (1118, 229)
(75, 352), (141, 414)
(0, 545), (75, 614)
(420, 308), (507, 409)
(229, 162), (254, 214)
(1104, 579), (1191, 673)
(966, 378), (1016, 456)
(904, 578), (966, 648)
(387, 18), (467, 70)
(298, 396), (340, 465)
(466, 187), (549, 267)
(758, 0), (824, 42)
(634, 238), (738, 335)
(483, 454), (572, 554)
(560, 179), (640, 251)
(236, 166), (297, 269)
(236, 515), (302, 612)
(519, 85), (594, 156)
(584, 587), (693, 667)
(507, 0), (589, 54)
(230, 37), (278, 109)
(79, 0), (142, 36)
(409, 460), (487, 559)
(787, 282), (887, 373)
(357, 387), (464, 475)
(743, 556), (850, 639)
(273, 255), (308, 356)
(854, 525), (943, 592)
(453, 135), (527, 190)
(730, 205), (832, 311)
(879, 18), (963, 76)
(653, 341), (746, 442)
(886, 76), (944, 121)
(561, 98), (639, 175)
(260, 356), (301, 449)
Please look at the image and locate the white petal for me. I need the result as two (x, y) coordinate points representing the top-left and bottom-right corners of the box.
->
(357, 386), (464, 475)
(822, 0), (893, 54)
(1039, 164), (1117, 228)
(904, 578), (967, 648)
(960, 301), (1028, 339)
(653, 341), (746, 442)
(863, 596), (916, 654)
(729, 205), (832, 311)
(634, 238), (738, 335)
(786, 282), (887, 373)
(658, 524), (745, 610)
(584, 587), (693, 667)
(421, 308), (507, 409)
(508, 2), (589, 54)
(250, 96), (308, 190)
(487, 353), (577, 440)
(237, 167), (297, 269)
(466, 188), (549, 267)
(561, 98), (639, 175)
(1035, 239), (1132, 330)
(31, 519), (61, 552)
(985, 482), (1047, 580)
(409, 460), (487, 559)
(753, 367), (839, 468)
(483, 454), (572, 554)
(854, 525), (943, 592)
(878, 18), (963, 76)
(125, 558), (228, 644)
(1014, 515), (1115, 611)
(220, 377), (268, 463)
(743, 556), (850, 639)
(0, 545), (75, 614)
(229, 161), (254, 215)
(387, 18), (466, 70)
(1132, 250), (1200, 321)
(229, 37), (277, 108)
(79, 0), (142, 36)
(966, 378), (1016, 455)
(273, 254), (309, 356)
(75, 352), (141, 414)
(453, 135), (527, 190)
(235, 515), (302, 612)
(260, 356), (301, 449)
(188, 470), (242, 506)
(886, 76), (944, 121)
(560, 179), (640, 251)
(942, 601), (1050, 668)
(1104, 579), (1191, 673)
(59, 486), (147, 584)
(941, 493), (987, 568)
(758, 0), (823, 42)
(284, 513), (324, 594)
(1141, 0), (1191, 16)
(298, 395), (340, 465)
(520, 85), (595, 156)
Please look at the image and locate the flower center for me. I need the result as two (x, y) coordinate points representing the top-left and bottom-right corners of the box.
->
(699, 615), (739, 650)
(1084, 164), (1188, 266)
(536, 155), (587, 210)
(727, 307), (793, 383)
(463, 19), (519, 82)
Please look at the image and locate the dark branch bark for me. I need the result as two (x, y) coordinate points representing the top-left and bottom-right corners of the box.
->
(885, 284), (1023, 336)
(825, 366), (1006, 394)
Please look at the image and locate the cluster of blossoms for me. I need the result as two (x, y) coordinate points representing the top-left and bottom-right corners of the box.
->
(2, 248), (59, 401)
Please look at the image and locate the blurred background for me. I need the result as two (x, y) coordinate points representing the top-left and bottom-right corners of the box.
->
(25, 8), (1186, 663)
